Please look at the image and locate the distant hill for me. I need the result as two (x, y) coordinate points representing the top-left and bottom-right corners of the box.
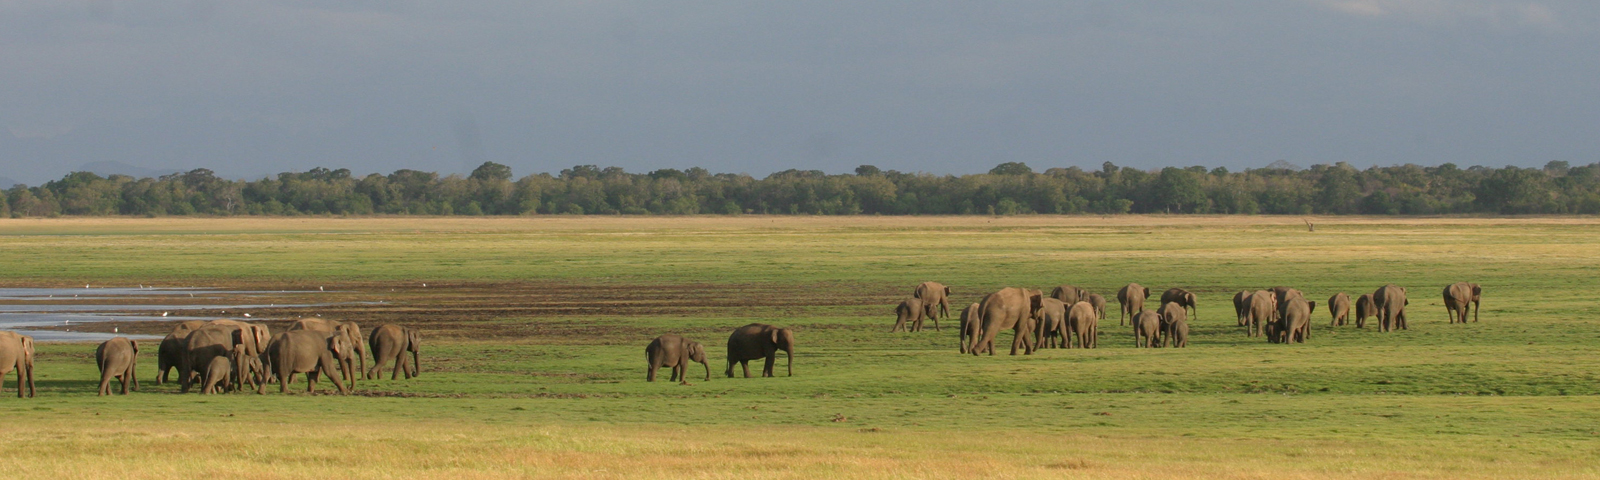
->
(78, 161), (181, 179)
(0, 176), (19, 188)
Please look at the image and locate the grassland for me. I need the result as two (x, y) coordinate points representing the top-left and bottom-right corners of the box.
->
(0, 216), (1598, 479)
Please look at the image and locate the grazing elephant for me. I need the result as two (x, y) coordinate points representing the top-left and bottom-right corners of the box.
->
(912, 282), (952, 324)
(1033, 298), (1070, 349)
(0, 331), (36, 398)
(202, 356), (233, 394)
(1160, 288), (1198, 321)
(1245, 290), (1277, 338)
(1355, 293), (1377, 328)
(1232, 291), (1250, 326)
(1133, 310), (1161, 348)
(646, 334), (710, 384)
(1087, 294), (1107, 322)
(180, 325), (245, 394)
(267, 330), (352, 394)
(726, 324), (794, 378)
(289, 318), (364, 387)
(1117, 283), (1150, 326)
(1328, 293), (1351, 326)
(970, 287), (1044, 356)
(1374, 284), (1409, 332)
(1277, 297), (1316, 344)
(156, 320), (208, 385)
(957, 303), (981, 354)
(1067, 301), (1098, 349)
(207, 319), (271, 391)
(1443, 282), (1482, 324)
(1157, 301), (1188, 348)
(367, 324), (421, 380)
(95, 337), (139, 396)
(1050, 285), (1090, 305)
(890, 298), (928, 333)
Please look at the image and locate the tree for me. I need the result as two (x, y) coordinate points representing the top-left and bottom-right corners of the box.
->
(988, 162), (1033, 175)
(1153, 167), (1205, 213)
(470, 162), (513, 181)
(854, 165), (881, 176)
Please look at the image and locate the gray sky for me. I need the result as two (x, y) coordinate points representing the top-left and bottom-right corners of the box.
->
(2, 0), (1596, 184)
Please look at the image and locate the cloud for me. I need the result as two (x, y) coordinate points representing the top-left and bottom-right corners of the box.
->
(1316, 0), (1562, 30)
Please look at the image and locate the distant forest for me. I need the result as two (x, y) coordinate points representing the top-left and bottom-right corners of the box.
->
(3, 160), (1598, 217)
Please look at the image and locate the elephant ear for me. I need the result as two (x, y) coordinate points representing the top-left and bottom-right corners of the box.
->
(328, 336), (346, 358)
(944, 286), (951, 296)
(130, 339), (139, 354)
(1308, 301), (1317, 315)
(770, 329), (780, 345)
(1471, 284), (1482, 297)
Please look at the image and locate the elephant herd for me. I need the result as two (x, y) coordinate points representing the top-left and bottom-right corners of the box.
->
(0, 317), (422, 398)
(892, 281), (1484, 355)
(645, 323), (796, 384)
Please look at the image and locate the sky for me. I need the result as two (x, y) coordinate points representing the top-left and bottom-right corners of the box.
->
(1, 0), (1597, 184)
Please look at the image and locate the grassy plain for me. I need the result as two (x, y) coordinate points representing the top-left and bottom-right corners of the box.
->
(0, 215), (1598, 479)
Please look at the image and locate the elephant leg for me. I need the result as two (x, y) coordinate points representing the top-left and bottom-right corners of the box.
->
(647, 363), (658, 382)
(741, 360), (752, 378)
(307, 371), (318, 393)
(762, 355), (775, 377)
(322, 364), (348, 395)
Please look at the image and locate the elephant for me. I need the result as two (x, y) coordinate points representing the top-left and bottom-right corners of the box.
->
(1355, 293), (1377, 328)
(179, 325), (247, 394)
(1271, 286), (1305, 312)
(913, 282), (952, 324)
(1167, 314), (1190, 348)
(1232, 291), (1250, 326)
(1087, 294), (1108, 322)
(1133, 310), (1161, 348)
(645, 334), (710, 384)
(1050, 285), (1090, 305)
(1032, 298), (1070, 349)
(367, 324), (421, 380)
(1443, 282), (1482, 324)
(1374, 284), (1409, 332)
(1160, 288), (1198, 321)
(889, 297), (928, 333)
(969, 287), (1044, 356)
(1157, 301), (1188, 348)
(1245, 290), (1277, 338)
(202, 356), (233, 394)
(1277, 297), (1316, 344)
(233, 344), (267, 394)
(0, 331), (35, 398)
(1067, 301), (1098, 349)
(267, 330), (352, 394)
(957, 303), (981, 353)
(207, 319), (271, 390)
(95, 337), (139, 396)
(1328, 293), (1351, 326)
(726, 323), (794, 378)
(1116, 283), (1150, 326)
(289, 318), (365, 387)
(156, 320), (208, 385)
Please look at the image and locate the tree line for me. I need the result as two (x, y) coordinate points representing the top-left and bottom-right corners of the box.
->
(3, 160), (1597, 217)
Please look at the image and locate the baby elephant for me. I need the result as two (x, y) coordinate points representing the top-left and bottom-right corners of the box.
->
(95, 337), (139, 396)
(890, 298), (929, 333)
(646, 334), (710, 384)
(202, 356), (233, 394)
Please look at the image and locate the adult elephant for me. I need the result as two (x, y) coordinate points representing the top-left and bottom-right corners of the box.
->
(1133, 310), (1160, 348)
(1245, 290), (1277, 338)
(1271, 287), (1305, 311)
(1232, 291), (1251, 326)
(0, 331), (35, 398)
(969, 287), (1044, 356)
(1443, 282), (1482, 324)
(207, 319), (271, 390)
(1050, 285), (1090, 305)
(1067, 301), (1098, 349)
(96, 337), (139, 396)
(913, 282), (952, 324)
(1277, 297), (1316, 344)
(289, 318), (365, 387)
(1116, 283), (1150, 326)
(367, 324), (421, 380)
(156, 320), (208, 385)
(267, 330), (353, 394)
(1160, 288), (1198, 321)
(726, 324), (794, 378)
(179, 325), (248, 394)
(1374, 284), (1409, 332)
(1328, 293), (1352, 327)
(646, 334), (710, 384)
(889, 298), (928, 333)
(1032, 298), (1069, 349)
(957, 303), (981, 354)
(1157, 301), (1188, 347)
(1355, 294), (1378, 328)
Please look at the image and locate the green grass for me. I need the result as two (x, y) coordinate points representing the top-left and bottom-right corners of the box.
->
(1, 216), (1599, 479)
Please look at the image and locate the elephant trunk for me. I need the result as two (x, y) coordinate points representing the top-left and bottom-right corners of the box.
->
(411, 349), (420, 378)
(785, 348), (793, 377)
(702, 360), (711, 381)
